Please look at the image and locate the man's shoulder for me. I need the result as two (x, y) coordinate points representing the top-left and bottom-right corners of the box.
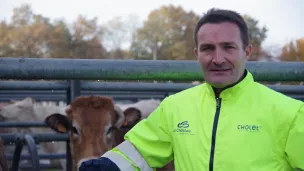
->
(252, 82), (303, 108)
(163, 83), (206, 103)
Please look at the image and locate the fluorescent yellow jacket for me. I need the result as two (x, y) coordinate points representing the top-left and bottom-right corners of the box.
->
(102, 70), (304, 171)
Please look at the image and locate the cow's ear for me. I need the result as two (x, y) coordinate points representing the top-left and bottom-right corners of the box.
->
(45, 113), (71, 133)
(123, 107), (141, 127)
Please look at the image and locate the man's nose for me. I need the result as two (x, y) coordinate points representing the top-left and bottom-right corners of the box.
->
(212, 48), (225, 65)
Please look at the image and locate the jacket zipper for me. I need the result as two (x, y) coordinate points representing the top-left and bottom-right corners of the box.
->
(209, 97), (222, 171)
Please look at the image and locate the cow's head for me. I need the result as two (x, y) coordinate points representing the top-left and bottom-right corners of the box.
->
(114, 107), (142, 146)
(44, 96), (126, 171)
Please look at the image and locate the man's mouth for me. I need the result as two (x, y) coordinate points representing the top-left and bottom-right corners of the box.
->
(210, 68), (231, 72)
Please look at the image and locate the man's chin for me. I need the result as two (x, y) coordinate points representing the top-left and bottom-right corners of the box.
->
(211, 83), (228, 89)
(206, 79), (232, 89)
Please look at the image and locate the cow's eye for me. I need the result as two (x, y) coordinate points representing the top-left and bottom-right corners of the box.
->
(106, 126), (113, 135)
(71, 122), (80, 136)
(72, 126), (79, 135)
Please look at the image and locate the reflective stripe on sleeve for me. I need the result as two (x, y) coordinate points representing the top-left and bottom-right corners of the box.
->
(102, 151), (136, 171)
(116, 141), (153, 171)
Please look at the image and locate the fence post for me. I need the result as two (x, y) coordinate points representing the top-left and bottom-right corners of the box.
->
(65, 80), (81, 171)
(67, 80), (81, 104)
(10, 136), (23, 171)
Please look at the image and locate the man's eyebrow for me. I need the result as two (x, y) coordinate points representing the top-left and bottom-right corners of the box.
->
(220, 42), (238, 46)
(199, 43), (214, 47)
(199, 42), (237, 46)
(199, 42), (239, 49)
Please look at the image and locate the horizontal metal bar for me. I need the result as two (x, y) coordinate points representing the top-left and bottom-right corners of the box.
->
(83, 82), (304, 94)
(0, 90), (66, 94)
(0, 122), (47, 128)
(6, 154), (66, 160)
(81, 81), (194, 91)
(0, 90), (166, 95)
(1, 85), (303, 96)
(0, 91), (302, 100)
(0, 94), (165, 102)
(85, 91), (168, 95)
(0, 57), (304, 81)
(0, 88), (303, 99)
(0, 95), (66, 100)
(287, 95), (304, 100)
(0, 133), (69, 144)
(0, 90), (66, 96)
(0, 94), (302, 103)
(1, 80), (304, 93)
(0, 81), (69, 90)
(9, 164), (62, 170)
(267, 85), (304, 94)
(0, 96), (67, 102)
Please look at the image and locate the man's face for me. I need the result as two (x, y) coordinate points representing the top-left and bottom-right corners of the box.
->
(194, 22), (252, 88)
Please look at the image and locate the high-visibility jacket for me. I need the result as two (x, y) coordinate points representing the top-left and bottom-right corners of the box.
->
(100, 70), (304, 171)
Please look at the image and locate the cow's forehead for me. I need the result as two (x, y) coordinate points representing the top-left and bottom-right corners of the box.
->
(66, 96), (116, 127)
(70, 107), (113, 127)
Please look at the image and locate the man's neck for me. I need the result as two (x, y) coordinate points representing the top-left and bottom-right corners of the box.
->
(212, 70), (247, 97)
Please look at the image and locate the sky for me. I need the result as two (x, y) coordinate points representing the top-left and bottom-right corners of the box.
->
(0, 0), (303, 55)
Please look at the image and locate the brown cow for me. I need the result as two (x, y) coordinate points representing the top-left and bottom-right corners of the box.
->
(45, 95), (125, 171)
(45, 95), (174, 171)
(0, 137), (8, 171)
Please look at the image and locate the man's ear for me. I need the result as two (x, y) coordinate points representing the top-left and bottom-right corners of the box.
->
(245, 44), (253, 60)
(45, 113), (71, 133)
(194, 47), (199, 59)
(123, 107), (141, 127)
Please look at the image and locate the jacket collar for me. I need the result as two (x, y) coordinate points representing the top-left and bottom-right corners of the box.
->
(205, 70), (254, 100)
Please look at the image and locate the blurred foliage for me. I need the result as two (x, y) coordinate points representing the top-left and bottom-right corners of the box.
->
(280, 38), (304, 61)
(0, 4), (106, 59)
(0, 3), (301, 62)
(130, 5), (200, 60)
(243, 15), (268, 61)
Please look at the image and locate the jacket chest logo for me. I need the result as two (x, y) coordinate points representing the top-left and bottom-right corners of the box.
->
(173, 121), (195, 135)
(237, 124), (262, 132)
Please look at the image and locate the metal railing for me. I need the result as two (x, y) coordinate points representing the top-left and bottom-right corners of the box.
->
(0, 57), (304, 171)
(1, 57), (304, 81)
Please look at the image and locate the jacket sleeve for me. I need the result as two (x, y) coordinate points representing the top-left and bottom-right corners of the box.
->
(285, 103), (304, 170)
(105, 97), (174, 170)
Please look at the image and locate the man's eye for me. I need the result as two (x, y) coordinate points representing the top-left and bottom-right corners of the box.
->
(200, 47), (212, 51)
(225, 46), (234, 49)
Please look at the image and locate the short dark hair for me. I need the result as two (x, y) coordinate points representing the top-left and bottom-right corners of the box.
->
(194, 8), (249, 49)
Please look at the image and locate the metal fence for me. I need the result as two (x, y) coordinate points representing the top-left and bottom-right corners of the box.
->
(0, 57), (304, 171)
(1, 81), (304, 102)
(1, 57), (304, 81)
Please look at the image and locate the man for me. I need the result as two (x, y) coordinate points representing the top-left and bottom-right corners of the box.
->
(80, 8), (304, 171)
